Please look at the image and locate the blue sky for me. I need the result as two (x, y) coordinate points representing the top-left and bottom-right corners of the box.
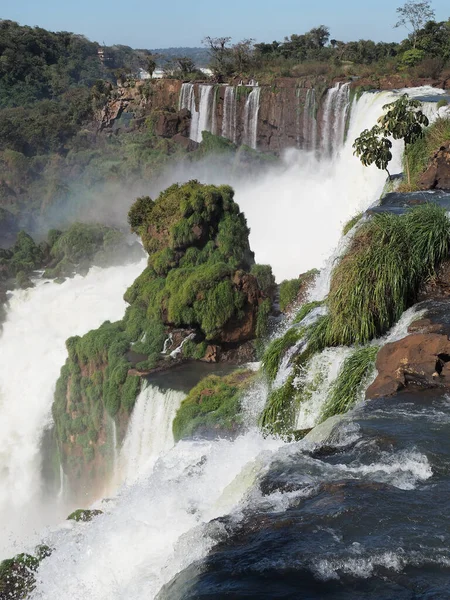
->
(2, 0), (449, 48)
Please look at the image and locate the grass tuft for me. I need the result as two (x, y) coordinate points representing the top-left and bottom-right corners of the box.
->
(320, 346), (378, 422)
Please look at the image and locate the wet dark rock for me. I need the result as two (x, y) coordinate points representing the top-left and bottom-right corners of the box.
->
(369, 189), (450, 215)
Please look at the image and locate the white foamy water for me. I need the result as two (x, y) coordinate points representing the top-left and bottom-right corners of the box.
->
(31, 432), (283, 600)
(0, 258), (146, 559)
(119, 383), (185, 485)
(234, 89), (410, 282)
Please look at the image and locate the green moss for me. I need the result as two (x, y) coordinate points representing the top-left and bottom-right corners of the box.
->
(0, 552), (41, 599)
(320, 346), (378, 422)
(173, 370), (255, 441)
(53, 182), (269, 472)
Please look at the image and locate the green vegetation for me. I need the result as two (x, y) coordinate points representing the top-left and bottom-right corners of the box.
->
(401, 116), (450, 190)
(324, 204), (450, 346)
(353, 95), (429, 179)
(320, 346), (379, 422)
(259, 375), (297, 435)
(67, 508), (103, 522)
(203, 13), (450, 81)
(279, 269), (319, 312)
(0, 223), (140, 288)
(53, 182), (272, 475)
(342, 212), (364, 236)
(259, 203), (450, 435)
(292, 300), (323, 324)
(262, 327), (304, 382)
(0, 546), (52, 599)
(173, 370), (255, 441)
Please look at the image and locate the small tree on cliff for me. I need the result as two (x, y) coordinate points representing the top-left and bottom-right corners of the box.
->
(395, 0), (435, 48)
(353, 94), (429, 182)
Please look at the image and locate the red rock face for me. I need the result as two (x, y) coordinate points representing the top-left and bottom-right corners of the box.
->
(418, 142), (450, 191)
(366, 332), (450, 399)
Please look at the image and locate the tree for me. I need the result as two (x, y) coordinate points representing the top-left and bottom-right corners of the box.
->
(395, 0), (435, 48)
(353, 94), (429, 182)
(306, 25), (330, 48)
(353, 126), (393, 178)
(146, 56), (157, 78)
(174, 56), (196, 75)
(202, 36), (232, 77)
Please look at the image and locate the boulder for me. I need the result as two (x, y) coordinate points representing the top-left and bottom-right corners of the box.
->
(366, 332), (450, 398)
(418, 142), (450, 191)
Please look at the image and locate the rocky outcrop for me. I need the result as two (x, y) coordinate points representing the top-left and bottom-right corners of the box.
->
(53, 182), (274, 498)
(418, 142), (450, 191)
(366, 331), (450, 398)
(154, 108), (191, 138)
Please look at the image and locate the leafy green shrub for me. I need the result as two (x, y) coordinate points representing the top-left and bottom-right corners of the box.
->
(251, 264), (276, 296)
(437, 99), (448, 110)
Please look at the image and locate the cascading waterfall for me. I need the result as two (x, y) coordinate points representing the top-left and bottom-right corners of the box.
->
(119, 383), (185, 485)
(19, 86), (447, 599)
(0, 258), (146, 559)
(321, 81), (351, 156)
(302, 87), (318, 151)
(179, 83), (214, 143)
(221, 85), (237, 142)
(234, 88), (440, 281)
(243, 86), (261, 149)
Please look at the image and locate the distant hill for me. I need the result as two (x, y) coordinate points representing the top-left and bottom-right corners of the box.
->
(149, 47), (210, 68)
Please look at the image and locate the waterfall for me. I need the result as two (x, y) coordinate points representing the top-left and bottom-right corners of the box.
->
(303, 88), (318, 151)
(243, 86), (261, 149)
(119, 383), (185, 484)
(111, 418), (119, 467)
(211, 86), (218, 135)
(222, 86), (237, 142)
(19, 87), (446, 599)
(321, 81), (351, 156)
(0, 258), (146, 559)
(233, 89), (412, 281)
(179, 83), (214, 143)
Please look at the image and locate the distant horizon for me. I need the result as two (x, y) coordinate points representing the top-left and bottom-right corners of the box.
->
(3, 0), (449, 50)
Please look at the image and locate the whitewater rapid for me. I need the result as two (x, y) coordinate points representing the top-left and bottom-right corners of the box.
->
(0, 258), (146, 559)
